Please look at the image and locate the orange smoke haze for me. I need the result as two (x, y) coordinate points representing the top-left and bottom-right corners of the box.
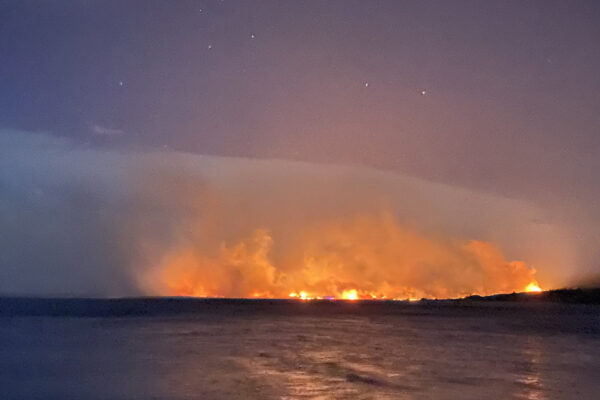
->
(139, 213), (540, 300)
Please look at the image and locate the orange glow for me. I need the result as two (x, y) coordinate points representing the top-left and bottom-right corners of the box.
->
(525, 282), (542, 293)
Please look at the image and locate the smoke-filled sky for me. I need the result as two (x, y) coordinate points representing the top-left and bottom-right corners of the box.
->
(1, 1), (599, 297)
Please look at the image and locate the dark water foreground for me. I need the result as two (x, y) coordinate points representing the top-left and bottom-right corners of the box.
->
(1, 298), (599, 399)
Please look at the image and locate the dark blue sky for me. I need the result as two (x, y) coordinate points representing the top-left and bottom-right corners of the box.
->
(1, 0), (599, 197)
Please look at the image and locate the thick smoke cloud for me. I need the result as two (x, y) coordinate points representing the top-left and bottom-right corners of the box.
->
(0, 130), (584, 297)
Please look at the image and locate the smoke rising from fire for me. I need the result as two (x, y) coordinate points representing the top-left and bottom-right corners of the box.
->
(0, 131), (585, 297)
(140, 216), (537, 299)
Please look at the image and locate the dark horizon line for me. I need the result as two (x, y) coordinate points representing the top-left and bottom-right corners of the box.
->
(0, 286), (598, 303)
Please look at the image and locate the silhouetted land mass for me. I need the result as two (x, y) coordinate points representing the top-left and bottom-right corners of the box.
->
(0, 288), (598, 318)
(462, 288), (600, 305)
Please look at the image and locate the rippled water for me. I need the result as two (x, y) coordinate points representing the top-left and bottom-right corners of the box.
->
(1, 302), (599, 399)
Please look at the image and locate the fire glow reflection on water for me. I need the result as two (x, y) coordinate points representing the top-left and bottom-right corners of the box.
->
(1, 302), (598, 399)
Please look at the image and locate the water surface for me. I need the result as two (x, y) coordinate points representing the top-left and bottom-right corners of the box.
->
(1, 300), (599, 399)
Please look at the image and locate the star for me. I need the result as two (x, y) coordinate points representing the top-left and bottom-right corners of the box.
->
(364, 82), (369, 88)
(119, 81), (124, 86)
(208, 44), (212, 49)
(421, 90), (426, 95)
(250, 34), (255, 39)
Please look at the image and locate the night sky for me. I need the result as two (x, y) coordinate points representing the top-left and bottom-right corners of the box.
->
(2, 1), (599, 188)
(1, 1), (599, 296)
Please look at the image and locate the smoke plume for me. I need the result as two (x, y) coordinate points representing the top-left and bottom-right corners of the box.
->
(0, 130), (582, 297)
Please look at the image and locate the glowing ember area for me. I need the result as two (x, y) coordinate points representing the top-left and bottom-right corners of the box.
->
(289, 291), (321, 300)
(289, 290), (392, 301)
(139, 214), (542, 300)
(525, 282), (542, 293)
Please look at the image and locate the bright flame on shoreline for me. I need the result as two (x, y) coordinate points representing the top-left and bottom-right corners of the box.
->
(525, 282), (542, 293)
(342, 289), (358, 301)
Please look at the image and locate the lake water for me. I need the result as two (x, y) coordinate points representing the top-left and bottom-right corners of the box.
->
(1, 300), (599, 399)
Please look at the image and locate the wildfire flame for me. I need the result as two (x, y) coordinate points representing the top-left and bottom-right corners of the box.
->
(342, 289), (358, 301)
(525, 282), (542, 293)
